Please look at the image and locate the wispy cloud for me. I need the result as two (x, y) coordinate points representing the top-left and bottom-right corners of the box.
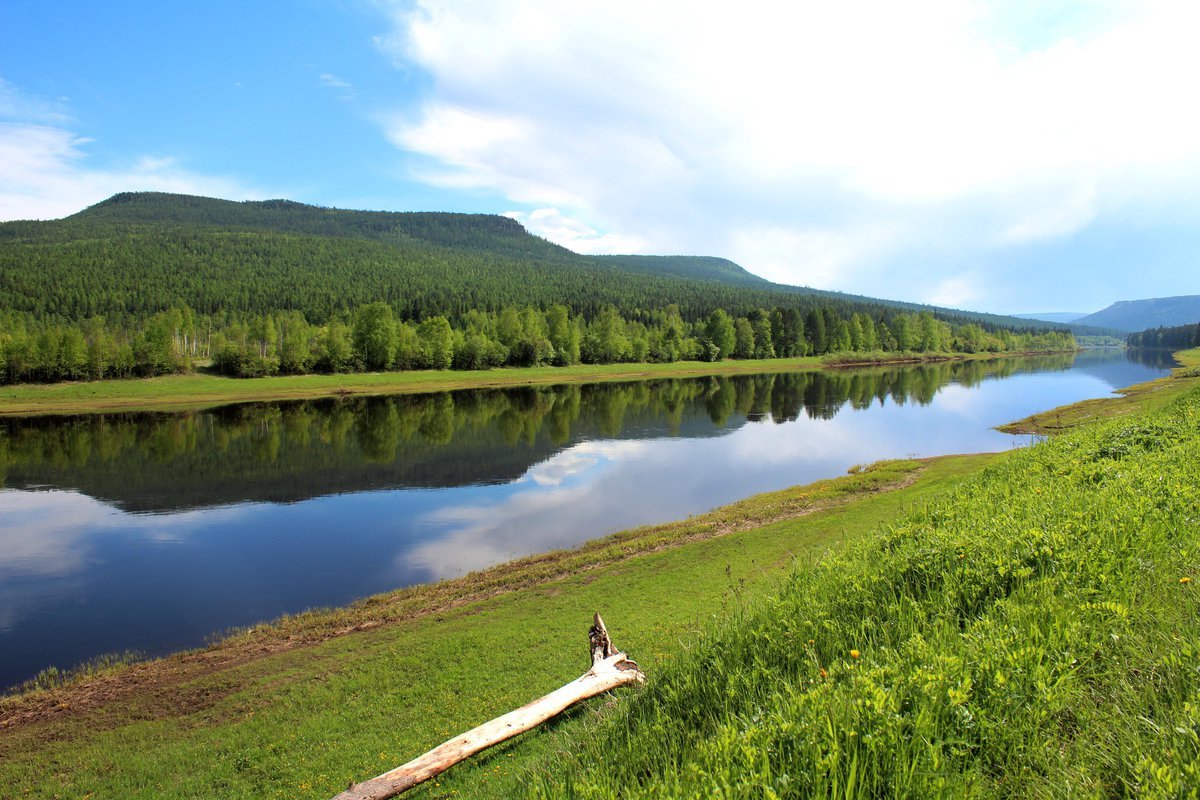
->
(0, 83), (267, 221)
(372, 0), (1200, 311)
(0, 78), (72, 125)
(318, 72), (356, 100)
(319, 73), (353, 90)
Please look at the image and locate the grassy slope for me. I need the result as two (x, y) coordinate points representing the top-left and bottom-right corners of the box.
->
(513, 355), (1200, 798)
(0, 455), (992, 799)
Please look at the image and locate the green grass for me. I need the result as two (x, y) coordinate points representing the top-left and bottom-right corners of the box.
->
(509, 373), (1200, 797)
(0, 357), (825, 417)
(0, 454), (992, 799)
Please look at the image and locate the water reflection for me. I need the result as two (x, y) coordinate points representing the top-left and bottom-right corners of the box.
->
(2, 353), (1081, 512)
(0, 350), (1170, 689)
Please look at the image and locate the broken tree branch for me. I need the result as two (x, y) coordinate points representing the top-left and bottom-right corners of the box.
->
(332, 613), (644, 800)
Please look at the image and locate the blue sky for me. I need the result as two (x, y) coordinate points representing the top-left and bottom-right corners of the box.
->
(3, 1), (1200, 315)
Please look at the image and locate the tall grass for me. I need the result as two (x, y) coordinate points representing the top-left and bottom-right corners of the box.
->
(523, 386), (1200, 797)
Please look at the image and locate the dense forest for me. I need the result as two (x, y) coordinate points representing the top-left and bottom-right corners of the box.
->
(0, 192), (1076, 384)
(1126, 321), (1200, 350)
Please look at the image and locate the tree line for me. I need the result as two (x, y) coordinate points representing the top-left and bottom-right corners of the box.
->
(0, 303), (1076, 385)
(1126, 322), (1200, 350)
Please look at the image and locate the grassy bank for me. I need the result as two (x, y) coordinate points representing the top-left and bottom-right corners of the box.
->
(510, 357), (1200, 797)
(0, 452), (995, 798)
(0, 357), (824, 417)
(821, 347), (1076, 369)
(999, 346), (1200, 434)
(0, 347), (1064, 418)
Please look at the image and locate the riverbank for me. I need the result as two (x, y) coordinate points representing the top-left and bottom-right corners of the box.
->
(526, 351), (1200, 798)
(0, 348), (1066, 417)
(821, 346), (1077, 369)
(998, 346), (1200, 434)
(2, 351), (1191, 798)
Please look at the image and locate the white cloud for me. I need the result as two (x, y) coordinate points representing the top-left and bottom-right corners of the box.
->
(728, 223), (903, 289)
(927, 274), (982, 309)
(0, 84), (267, 222)
(504, 208), (646, 255)
(319, 72), (356, 101)
(372, 0), (1200, 310)
(319, 73), (353, 90)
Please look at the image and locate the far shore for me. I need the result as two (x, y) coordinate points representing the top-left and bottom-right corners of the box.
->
(0, 349), (1076, 418)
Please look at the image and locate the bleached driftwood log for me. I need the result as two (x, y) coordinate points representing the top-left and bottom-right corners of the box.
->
(332, 613), (644, 800)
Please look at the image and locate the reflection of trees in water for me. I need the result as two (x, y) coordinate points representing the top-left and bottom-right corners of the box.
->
(0, 354), (1076, 510)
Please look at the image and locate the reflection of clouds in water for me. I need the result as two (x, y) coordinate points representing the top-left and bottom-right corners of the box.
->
(930, 383), (978, 416)
(0, 489), (249, 578)
(730, 413), (866, 466)
(0, 490), (117, 578)
(516, 440), (646, 487)
(408, 436), (791, 579)
(406, 394), (1046, 583)
(410, 440), (699, 578)
(0, 489), (254, 640)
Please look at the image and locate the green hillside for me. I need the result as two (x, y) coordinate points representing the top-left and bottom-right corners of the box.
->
(594, 254), (774, 287)
(0, 192), (1080, 386)
(0, 191), (1067, 331)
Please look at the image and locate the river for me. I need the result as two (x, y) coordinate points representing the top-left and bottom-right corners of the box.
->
(0, 349), (1172, 690)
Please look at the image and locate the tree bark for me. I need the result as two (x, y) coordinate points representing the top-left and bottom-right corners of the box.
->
(332, 613), (643, 800)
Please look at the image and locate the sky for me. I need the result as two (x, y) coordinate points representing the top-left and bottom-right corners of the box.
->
(3, 0), (1200, 316)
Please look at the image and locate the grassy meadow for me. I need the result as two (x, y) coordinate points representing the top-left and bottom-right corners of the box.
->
(0, 349), (1195, 798)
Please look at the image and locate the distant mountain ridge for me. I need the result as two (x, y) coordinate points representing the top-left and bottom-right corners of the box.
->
(0, 191), (1073, 332)
(1075, 295), (1200, 332)
(1013, 312), (1089, 324)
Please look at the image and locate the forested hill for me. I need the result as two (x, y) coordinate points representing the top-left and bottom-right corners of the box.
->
(1, 191), (1058, 332)
(593, 254), (773, 288)
(58, 192), (575, 260)
(1075, 295), (1200, 332)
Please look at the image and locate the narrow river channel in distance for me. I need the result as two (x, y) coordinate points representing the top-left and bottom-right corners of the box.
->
(0, 349), (1173, 689)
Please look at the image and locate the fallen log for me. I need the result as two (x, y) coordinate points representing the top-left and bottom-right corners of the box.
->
(332, 613), (644, 800)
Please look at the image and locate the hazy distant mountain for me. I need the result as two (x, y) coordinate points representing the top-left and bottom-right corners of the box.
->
(1075, 296), (1200, 332)
(1013, 312), (1089, 324)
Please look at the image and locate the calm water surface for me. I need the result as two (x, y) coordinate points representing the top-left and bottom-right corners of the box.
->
(0, 350), (1171, 689)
